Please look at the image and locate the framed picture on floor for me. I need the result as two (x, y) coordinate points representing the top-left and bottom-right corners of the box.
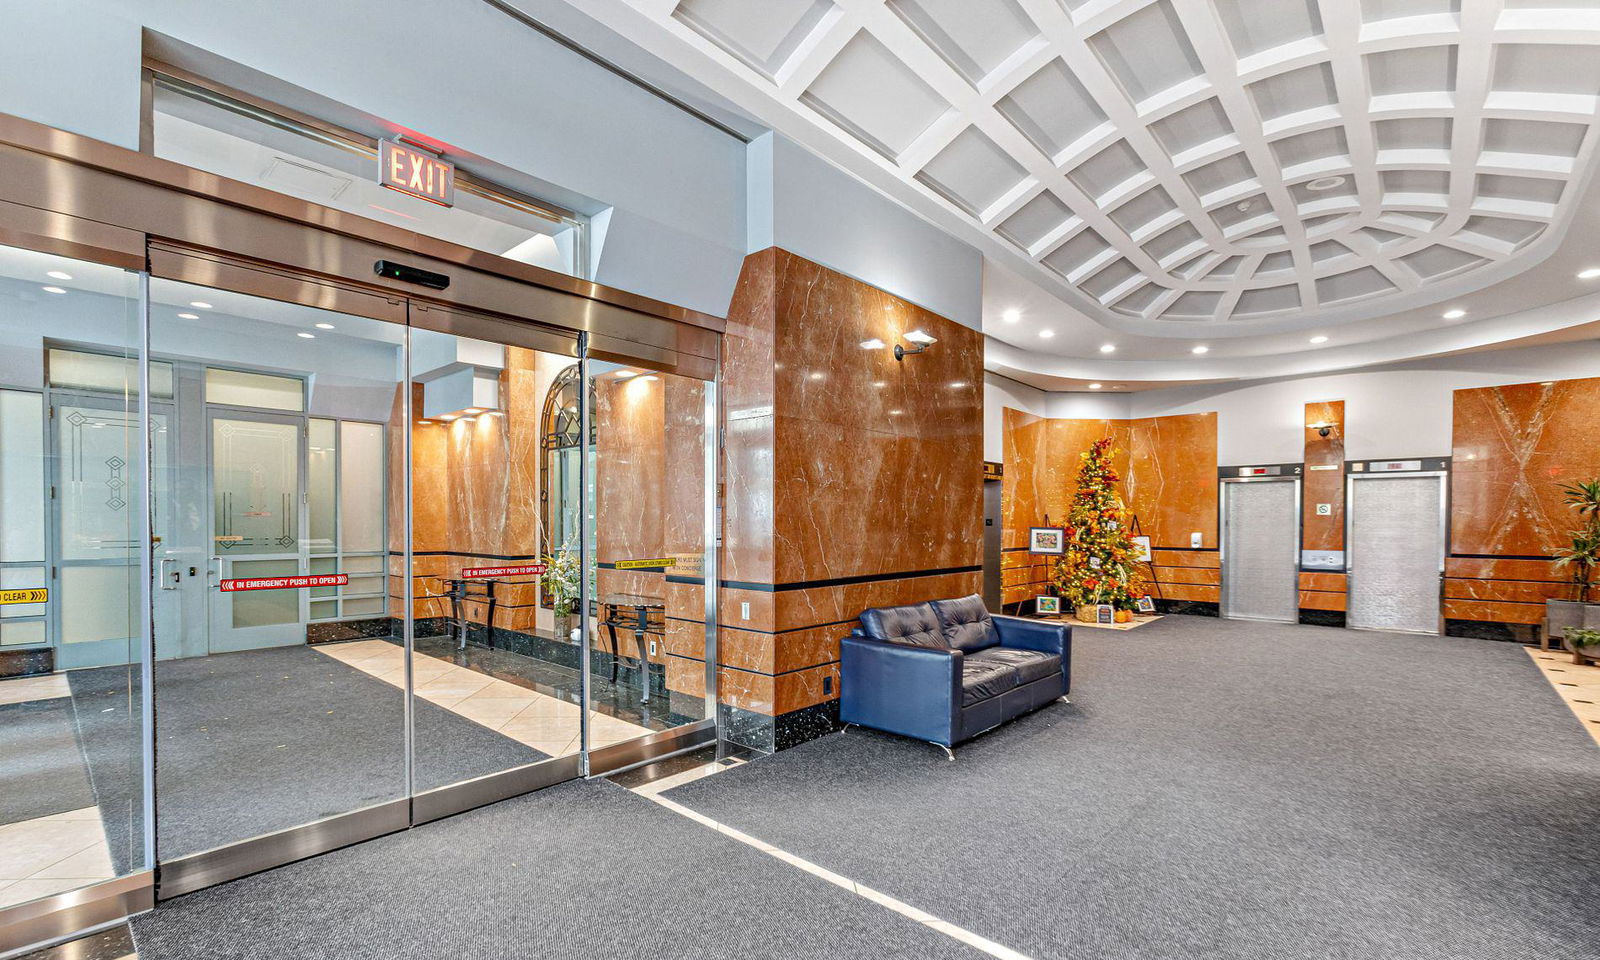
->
(1136, 595), (1156, 614)
(1036, 595), (1060, 615)
(1029, 526), (1065, 555)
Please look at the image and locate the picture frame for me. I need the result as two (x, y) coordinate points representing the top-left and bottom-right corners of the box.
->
(1096, 604), (1115, 624)
(1035, 595), (1061, 615)
(1029, 526), (1065, 555)
(1131, 535), (1152, 563)
(1136, 595), (1156, 614)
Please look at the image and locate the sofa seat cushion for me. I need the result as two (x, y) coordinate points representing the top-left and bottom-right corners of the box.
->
(930, 594), (999, 653)
(961, 657), (1018, 706)
(859, 602), (945, 649)
(966, 647), (1061, 686)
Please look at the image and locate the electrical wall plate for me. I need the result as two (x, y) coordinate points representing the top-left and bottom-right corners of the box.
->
(1190, 532), (1203, 548)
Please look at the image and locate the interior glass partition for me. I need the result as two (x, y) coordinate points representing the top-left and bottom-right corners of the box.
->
(585, 361), (717, 755)
(0, 244), (148, 910)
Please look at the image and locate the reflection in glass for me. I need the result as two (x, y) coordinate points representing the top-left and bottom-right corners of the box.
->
(0, 244), (146, 909)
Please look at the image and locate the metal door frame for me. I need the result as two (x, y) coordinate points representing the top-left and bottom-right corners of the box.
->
(1218, 475), (1303, 623)
(1345, 471), (1449, 635)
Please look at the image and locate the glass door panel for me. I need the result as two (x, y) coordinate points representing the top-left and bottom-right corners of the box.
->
(0, 244), (150, 912)
(586, 361), (716, 755)
(405, 314), (583, 793)
(148, 276), (406, 860)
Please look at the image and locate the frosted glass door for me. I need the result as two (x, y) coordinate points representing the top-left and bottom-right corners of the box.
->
(1221, 479), (1299, 623)
(208, 412), (306, 651)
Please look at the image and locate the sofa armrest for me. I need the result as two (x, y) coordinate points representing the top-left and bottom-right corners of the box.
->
(840, 636), (961, 746)
(993, 615), (1071, 693)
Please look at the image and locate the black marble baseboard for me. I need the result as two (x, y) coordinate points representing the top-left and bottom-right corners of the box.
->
(401, 618), (668, 697)
(1298, 609), (1347, 628)
(1446, 619), (1540, 644)
(0, 646), (52, 679)
(718, 699), (841, 754)
(306, 617), (397, 644)
(1154, 599), (1219, 617)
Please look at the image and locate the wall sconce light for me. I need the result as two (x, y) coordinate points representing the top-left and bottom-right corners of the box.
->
(894, 329), (938, 361)
(1308, 421), (1336, 438)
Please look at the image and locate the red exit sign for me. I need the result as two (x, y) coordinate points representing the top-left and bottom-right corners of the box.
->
(379, 139), (454, 207)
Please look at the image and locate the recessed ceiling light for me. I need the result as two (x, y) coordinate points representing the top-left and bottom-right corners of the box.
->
(1039, 329), (1055, 338)
(297, 332), (315, 339)
(1099, 343), (1116, 353)
(46, 270), (72, 281)
(1002, 309), (1020, 324)
(1442, 308), (1466, 320)
(1191, 345), (1209, 354)
(1088, 383), (1102, 390)
(1306, 176), (1347, 192)
(189, 301), (213, 309)
(416, 420), (432, 426)
(437, 414), (456, 422)
(640, 375), (659, 382)
(41, 286), (66, 295)
(177, 312), (199, 320)
(463, 408), (484, 415)
(1309, 335), (1329, 344)
(1579, 267), (1600, 280)
(1234, 199), (1253, 212)
(315, 322), (335, 330)
(614, 370), (637, 379)
(859, 338), (885, 350)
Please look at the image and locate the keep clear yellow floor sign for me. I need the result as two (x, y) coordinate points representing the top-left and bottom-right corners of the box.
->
(0, 588), (47, 605)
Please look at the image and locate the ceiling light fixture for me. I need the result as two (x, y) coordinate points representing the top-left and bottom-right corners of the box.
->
(1442, 308), (1466, 320)
(1579, 268), (1600, 280)
(177, 312), (199, 320)
(41, 286), (66, 295)
(1309, 335), (1328, 344)
(1039, 329), (1055, 339)
(1306, 176), (1347, 192)
(46, 270), (72, 281)
(894, 329), (938, 361)
(1088, 383), (1102, 390)
(614, 370), (638, 379)
(190, 301), (213, 309)
(315, 322), (335, 330)
(640, 375), (659, 382)
(1192, 345), (1209, 354)
(1099, 343), (1115, 353)
(417, 420), (433, 426)
(297, 332), (315, 339)
(1002, 309), (1020, 324)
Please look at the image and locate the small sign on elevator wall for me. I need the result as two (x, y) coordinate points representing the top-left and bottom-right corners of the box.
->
(220, 574), (348, 592)
(462, 564), (547, 579)
(0, 588), (47, 605)
(379, 139), (455, 207)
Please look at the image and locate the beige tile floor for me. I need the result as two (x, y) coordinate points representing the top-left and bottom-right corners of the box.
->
(316, 639), (653, 755)
(0, 673), (70, 707)
(0, 807), (116, 910)
(1526, 648), (1600, 748)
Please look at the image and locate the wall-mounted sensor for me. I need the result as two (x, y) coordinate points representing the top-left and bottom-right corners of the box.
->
(374, 260), (450, 290)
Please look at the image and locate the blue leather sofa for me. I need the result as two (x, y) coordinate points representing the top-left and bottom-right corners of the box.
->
(840, 594), (1071, 758)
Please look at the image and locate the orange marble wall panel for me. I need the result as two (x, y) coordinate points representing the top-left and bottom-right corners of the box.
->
(1125, 412), (1218, 549)
(1443, 578), (1567, 604)
(1299, 590), (1346, 611)
(1151, 566), (1221, 586)
(596, 373), (665, 567)
(1299, 572), (1347, 593)
(1001, 408), (1047, 551)
(1150, 583), (1220, 602)
(1150, 550), (1221, 569)
(1444, 599), (1545, 625)
(1452, 376), (1600, 556)
(1302, 400), (1345, 552)
(775, 662), (841, 715)
(772, 571), (983, 634)
(1443, 557), (1562, 582)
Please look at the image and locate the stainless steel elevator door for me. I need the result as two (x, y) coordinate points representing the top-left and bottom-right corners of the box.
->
(1222, 480), (1299, 622)
(1348, 476), (1444, 634)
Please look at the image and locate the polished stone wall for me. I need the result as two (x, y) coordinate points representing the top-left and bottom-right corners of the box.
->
(1300, 401), (1348, 616)
(681, 247), (984, 751)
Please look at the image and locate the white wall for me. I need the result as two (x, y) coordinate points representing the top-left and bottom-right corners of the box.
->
(1, 0), (747, 317)
(985, 340), (1600, 466)
(749, 133), (984, 329)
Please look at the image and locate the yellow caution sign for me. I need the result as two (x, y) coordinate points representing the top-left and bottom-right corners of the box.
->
(0, 588), (48, 605)
(614, 558), (675, 570)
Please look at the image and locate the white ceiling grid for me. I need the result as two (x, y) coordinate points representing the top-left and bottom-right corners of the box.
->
(639, 0), (1600, 335)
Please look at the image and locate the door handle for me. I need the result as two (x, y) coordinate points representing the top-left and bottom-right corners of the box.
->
(158, 558), (180, 590)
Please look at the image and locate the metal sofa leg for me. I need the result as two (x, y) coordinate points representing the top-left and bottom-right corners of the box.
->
(1058, 695), (1072, 704)
(935, 743), (955, 761)
(840, 722), (855, 733)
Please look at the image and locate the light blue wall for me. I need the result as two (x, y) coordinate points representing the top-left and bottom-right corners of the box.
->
(747, 132), (983, 330)
(0, 0), (747, 317)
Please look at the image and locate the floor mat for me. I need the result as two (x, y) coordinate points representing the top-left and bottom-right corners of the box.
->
(0, 697), (96, 823)
(130, 779), (983, 960)
(663, 616), (1600, 960)
(73, 644), (547, 865)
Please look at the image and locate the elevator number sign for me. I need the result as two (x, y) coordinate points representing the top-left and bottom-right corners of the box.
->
(379, 139), (455, 207)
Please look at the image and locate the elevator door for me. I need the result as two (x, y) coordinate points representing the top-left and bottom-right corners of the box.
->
(1348, 475), (1444, 634)
(1221, 479), (1300, 623)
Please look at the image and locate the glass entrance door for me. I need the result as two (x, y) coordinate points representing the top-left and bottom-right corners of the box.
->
(208, 410), (306, 653)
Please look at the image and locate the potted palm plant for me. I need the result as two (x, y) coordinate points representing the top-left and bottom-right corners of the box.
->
(542, 537), (582, 643)
(1549, 478), (1600, 644)
(1564, 627), (1600, 666)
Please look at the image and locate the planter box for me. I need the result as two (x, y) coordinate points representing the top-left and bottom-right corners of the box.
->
(1546, 599), (1591, 640)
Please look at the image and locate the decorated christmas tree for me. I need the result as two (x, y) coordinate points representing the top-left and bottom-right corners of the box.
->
(1056, 437), (1145, 612)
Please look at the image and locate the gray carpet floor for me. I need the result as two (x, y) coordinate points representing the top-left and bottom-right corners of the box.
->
(0, 696), (96, 822)
(129, 779), (983, 960)
(70, 644), (547, 865)
(663, 617), (1600, 960)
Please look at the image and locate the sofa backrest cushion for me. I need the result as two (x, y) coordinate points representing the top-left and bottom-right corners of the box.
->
(930, 594), (999, 653)
(859, 602), (945, 649)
